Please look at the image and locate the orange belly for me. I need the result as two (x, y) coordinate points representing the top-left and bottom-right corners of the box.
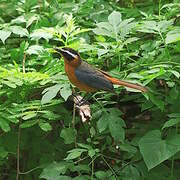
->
(65, 63), (96, 92)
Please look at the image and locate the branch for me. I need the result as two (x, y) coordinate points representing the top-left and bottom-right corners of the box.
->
(22, 53), (26, 74)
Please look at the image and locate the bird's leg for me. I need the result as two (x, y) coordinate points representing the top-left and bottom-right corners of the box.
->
(78, 93), (92, 106)
(72, 92), (82, 105)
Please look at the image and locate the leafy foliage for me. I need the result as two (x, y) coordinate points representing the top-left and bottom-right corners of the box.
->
(0, 0), (180, 179)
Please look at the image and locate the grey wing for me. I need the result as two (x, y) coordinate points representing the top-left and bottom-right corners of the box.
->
(75, 61), (113, 91)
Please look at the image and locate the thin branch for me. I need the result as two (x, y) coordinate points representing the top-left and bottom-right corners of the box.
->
(72, 102), (77, 148)
(19, 166), (41, 175)
(101, 155), (118, 180)
(22, 53), (26, 74)
(74, 155), (89, 164)
(72, 88), (77, 148)
(91, 159), (94, 180)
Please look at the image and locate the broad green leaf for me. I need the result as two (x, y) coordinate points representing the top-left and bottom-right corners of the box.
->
(26, 15), (38, 28)
(65, 149), (87, 160)
(108, 11), (122, 27)
(2, 80), (17, 88)
(124, 37), (139, 45)
(109, 117), (125, 143)
(10, 26), (29, 37)
(138, 21), (158, 34)
(40, 161), (71, 179)
(30, 29), (53, 41)
(149, 93), (164, 111)
(11, 16), (26, 24)
(39, 121), (52, 131)
(139, 130), (180, 170)
(121, 165), (140, 180)
(0, 30), (11, 44)
(26, 45), (44, 55)
(97, 113), (109, 133)
(169, 70), (180, 78)
(166, 33), (180, 44)
(0, 147), (8, 158)
(97, 48), (108, 57)
(41, 84), (62, 104)
(88, 149), (95, 158)
(60, 84), (72, 101)
(60, 128), (77, 144)
(93, 27), (113, 38)
(168, 113), (180, 118)
(22, 112), (37, 120)
(77, 143), (92, 150)
(0, 119), (10, 132)
(95, 171), (107, 179)
(165, 28), (180, 44)
(162, 118), (180, 129)
(20, 120), (38, 128)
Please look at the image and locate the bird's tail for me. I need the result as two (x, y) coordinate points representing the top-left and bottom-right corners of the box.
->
(106, 77), (147, 92)
(98, 69), (147, 92)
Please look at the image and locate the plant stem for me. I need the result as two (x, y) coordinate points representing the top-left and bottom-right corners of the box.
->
(22, 53), (26, 74)
(91, 159), (94, 180)
(101, 155), (118, 180)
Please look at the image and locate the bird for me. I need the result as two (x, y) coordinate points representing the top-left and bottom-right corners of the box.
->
(54, 47), (147, 94)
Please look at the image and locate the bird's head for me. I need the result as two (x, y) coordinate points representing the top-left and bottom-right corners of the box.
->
(54, 47), (81, 64)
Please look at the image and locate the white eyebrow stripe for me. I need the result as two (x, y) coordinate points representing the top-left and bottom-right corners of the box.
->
(61, 49), (77, 58)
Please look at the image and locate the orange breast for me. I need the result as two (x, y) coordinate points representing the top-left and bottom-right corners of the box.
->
(64, 61), (96, 92)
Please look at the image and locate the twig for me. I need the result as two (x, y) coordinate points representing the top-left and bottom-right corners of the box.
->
(72, 88), (77, 148)
(74, 155), (89, 164)
(100, 153), (121, 162)
(91, 159), (94, 180)
(19, 166), (41, 175)
(16, 124), (21, 180)
(72, 102), (77, 148)
(22, 53), (26, 74)
(101, 155), (118, 180)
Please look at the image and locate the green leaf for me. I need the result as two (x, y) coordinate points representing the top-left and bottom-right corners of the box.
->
(26, 15), (38, 28)
(2, 80), (17, 88)
(10, 26), (29, 37)
(30, 29), (53, 41)
(165, 28), (180, 44)
(169, 70), (180, 78)
(0, 30), (11, 44)
(22, 112), (37, 120)
(162, 118), (180, 129)
(41, 84), (62, 104)
(0, 119), (10, 132)
(0, 147), (8, 158)
(26, 45), (44, 55)
(108, 11), (122, 27)
(149, 93), (164, 111)
(20, 120), (38, 128)
(39, 121), (52, 132)
(88, 149), (95, 158)
(97, 113), (109, 133)
(60, 128), (77, 144)
(139, 130), (180, 170)
(109, 117), (125, 143)
(95, 171), (107, 179)
(121, 165), (140, 180)
(60, 84), (72, 101)
(40, 161), (71, 179)
(65, 149), (87, 160)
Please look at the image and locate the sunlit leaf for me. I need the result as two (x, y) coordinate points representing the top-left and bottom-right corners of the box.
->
(0, 30), (11, 44)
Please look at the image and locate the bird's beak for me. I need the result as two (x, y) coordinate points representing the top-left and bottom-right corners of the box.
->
(54, 47), (63, 54)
